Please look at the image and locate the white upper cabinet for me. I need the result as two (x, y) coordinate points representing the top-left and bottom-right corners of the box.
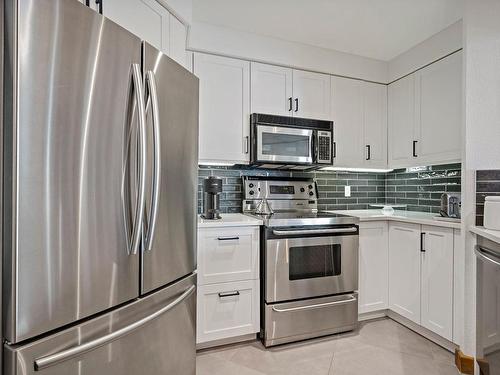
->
(331, 77), (363, 167)
(388, 222), (421, 325)
(363, 82), (388, 168)
(251, 63), (293, 116)
(100, 0), (188, 67)
(331, 77), (387, 168)
(250, 63), (330, 120)
(420, 225), (454, 341)
(194, 53), (250, 164)
(169, 14), (187, 67)
(103, 0), (171, 53)
(414, 51), (462, 165)
(388, 74), (416, 168)
(388, 51), (462, 168)
(359, 222), (389, 314)
(292, 70), (331, 120)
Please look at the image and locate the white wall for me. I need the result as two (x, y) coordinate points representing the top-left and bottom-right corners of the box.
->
(461, 0), (500, 359)
(388, 21), (463, 83)
(188, 21), (388, 83)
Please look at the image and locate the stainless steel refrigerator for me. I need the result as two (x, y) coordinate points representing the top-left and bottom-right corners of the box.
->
(2, 0), (199, 374)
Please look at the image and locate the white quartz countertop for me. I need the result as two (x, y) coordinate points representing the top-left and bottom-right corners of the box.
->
(198, 213), (263, 228)
(328, 209), (462, 229)
(470, 226), (500, 244)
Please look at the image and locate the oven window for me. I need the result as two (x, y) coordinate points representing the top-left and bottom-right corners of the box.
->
(261, 132), (310, 157)
(289, 244), (341, 280)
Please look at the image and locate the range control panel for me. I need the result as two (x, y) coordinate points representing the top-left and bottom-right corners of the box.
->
(243, 178), (317, 201)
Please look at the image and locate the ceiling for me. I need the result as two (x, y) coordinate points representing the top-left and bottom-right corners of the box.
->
(192, 0), (463, 61)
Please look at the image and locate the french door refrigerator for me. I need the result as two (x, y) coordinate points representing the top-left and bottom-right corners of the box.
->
(2, 0), (199, 374)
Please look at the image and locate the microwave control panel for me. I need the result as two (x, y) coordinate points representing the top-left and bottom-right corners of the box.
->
(317, 131), (332, 164)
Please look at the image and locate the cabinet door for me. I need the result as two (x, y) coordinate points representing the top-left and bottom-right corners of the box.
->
(251, 63), (293, 116)
(388, 75), (416, 168)
(331, 76), (363, 167)
(169, 14), (187, 67)
(415, 51), (462, 165)
(421, 225), (454, 340)
(388, 222), (421, 324)
(359, 222), (389, 314)
(103, 0), (170, 54)
(293, 70), (331, 120)
(363, 83), (388, 168)
(194, 53), (250, 164)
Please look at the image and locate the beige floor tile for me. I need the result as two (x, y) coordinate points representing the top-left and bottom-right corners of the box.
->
(196, 318), (458, 375)
(196, 353), (265, 375)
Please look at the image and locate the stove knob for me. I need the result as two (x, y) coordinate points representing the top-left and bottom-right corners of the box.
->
(249, 183), (254, 188)
(249, 190), (254, 195)
(309, 191), (314, 196)
(308, 184), (313, 190)
(300, 187), (305, 193)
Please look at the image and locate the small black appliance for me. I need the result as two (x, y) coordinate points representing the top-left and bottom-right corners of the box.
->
(201, 176), (222, 220)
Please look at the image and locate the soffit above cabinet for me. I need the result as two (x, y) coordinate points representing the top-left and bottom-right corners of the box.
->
(192, 0), (462, 61)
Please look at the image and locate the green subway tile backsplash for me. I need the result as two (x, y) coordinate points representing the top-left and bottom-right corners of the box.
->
(198, 163), (461, 214)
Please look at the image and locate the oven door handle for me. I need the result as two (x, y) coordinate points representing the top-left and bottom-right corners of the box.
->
(272, 295), (357, 313)
(272, 227), (358, 236)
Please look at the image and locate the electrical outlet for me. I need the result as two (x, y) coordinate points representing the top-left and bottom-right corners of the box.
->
(344, 186), (351, 197)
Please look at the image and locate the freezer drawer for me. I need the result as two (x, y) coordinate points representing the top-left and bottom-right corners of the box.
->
(263, 293), (358, 347)
(4, 274), (196, 375)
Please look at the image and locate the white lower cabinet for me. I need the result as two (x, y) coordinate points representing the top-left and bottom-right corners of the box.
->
(359, 222), (388, 314)
(420, 225), (454, 341)
(388, 222), (422, 324)
(197, 225), (260, 346)
(386, 222), (455, 341)
(197, 280), (260, 344)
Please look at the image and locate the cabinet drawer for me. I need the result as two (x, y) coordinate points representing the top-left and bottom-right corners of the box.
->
(198, 227), (259, 284)
(196, 280), (259, 344)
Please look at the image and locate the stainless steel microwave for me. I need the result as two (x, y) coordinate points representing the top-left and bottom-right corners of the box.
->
(250, 113), (334, 169)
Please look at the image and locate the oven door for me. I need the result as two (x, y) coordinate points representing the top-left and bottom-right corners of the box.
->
(264, 226), (359, 303)
(256, 125), (313, 164)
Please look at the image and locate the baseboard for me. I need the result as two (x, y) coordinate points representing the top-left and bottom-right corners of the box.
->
(358, 310), (388, 322)
(387, 310), (458, 353)
(196, 333), (258, 350)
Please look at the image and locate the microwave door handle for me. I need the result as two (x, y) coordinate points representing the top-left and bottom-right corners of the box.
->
(311, 133), (316, 162)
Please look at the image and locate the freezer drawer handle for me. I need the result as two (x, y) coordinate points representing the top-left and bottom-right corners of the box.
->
(475, 245), (500, 267)
(272, 227), (357, 236)
(34, 285), (196, 371)
(144, 70), (161, 252)
(271, 295), (357, 313)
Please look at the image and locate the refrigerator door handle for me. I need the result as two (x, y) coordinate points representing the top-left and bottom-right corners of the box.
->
(144, 70), (161, 252)
(34, 285), (196, 371)
(128, 63), (148, 255)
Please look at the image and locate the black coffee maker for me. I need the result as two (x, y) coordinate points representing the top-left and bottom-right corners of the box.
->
(201, 176), (222, 219)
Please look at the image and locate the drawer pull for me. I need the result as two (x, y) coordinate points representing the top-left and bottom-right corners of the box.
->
(218, 291), (240, 298)
(217, 236), (240, 241)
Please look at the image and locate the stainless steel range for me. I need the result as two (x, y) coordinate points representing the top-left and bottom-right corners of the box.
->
(242, 177), (360, 347)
